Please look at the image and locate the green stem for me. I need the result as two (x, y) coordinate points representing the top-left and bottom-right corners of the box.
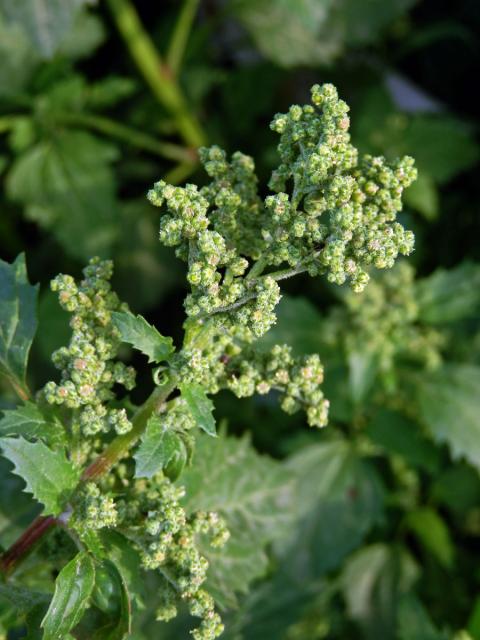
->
(164, 160), (197, 184)
(82, 376), (177, 480)
(55, 112), (197, 164)
(167, 0), (200, 76)
(106, 0), (206, 148)
(204, 252), (322, 317)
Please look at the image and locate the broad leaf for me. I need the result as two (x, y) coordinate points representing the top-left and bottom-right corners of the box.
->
(415, 364), (480, 469)
(0, 402), (64, 445)
(111, 311), (174, 363)
(0, 254), (38, 399)
(134, 415), (186, 479)
(397, 594), (449, 640)
(280, 438), (384, 580)
(259, 295), (323, 355)
(366, 409), (441, 473)
(41, 552), (95, 639)
(6, 131), (119, 260)
(404, 508), (454, 569)
(0, 583), (49, 613)
(91, 560), (131, 640)
(181, 433), (295, 608)
(415, 263), (480, 324)
(341, 544), (419, 640)
(0, 0), (92, 59)
(0, 437), (79, 515)
(179, 383), (216, 436)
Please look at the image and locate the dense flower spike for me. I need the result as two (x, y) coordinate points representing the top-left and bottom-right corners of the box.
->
(42, 258), (136, 450)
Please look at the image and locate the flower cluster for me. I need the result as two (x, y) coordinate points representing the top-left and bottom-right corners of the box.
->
(268, 83), (416, 291)
(325, 262), (444, 388)
(117, 475), (229, 640)
(42, 259), (136, 448)
(223, 344), (329, 428)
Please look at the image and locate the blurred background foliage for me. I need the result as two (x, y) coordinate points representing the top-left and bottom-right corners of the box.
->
(1, 0), (480, 638)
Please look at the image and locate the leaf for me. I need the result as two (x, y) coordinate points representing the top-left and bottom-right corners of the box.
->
(0, 437), (80, 515)
(0, 0), (92, 59)
(280, 438), (384, 580)
(180, 433), (295, 608)
(41, 552), (95, 640)
(366, 409), (441, 473)
(97, 531), (144, 605)
(232, 0), (341, 68)
(0, 17), (38, 97)
(404, 508), (455, 569)
(179, 383), (216, 437)
(6, 130), (119, 260)
(415, 364), (480, 469)
(397, 594), (449, 640)
(91, 560), (131, 640)
(134, 416), (186, 479)
(0, 402), (64, 445)
(111, 311), (174, 363)
(341, 544), (419, 640)
(259, 295), (323, 355)
(0, 583), (49, 613)
(0, 254), (38, 399)
(415, 263), (480, 324)
(404, 171), (439, 219)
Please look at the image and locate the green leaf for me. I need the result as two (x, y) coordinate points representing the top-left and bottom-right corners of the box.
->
(134, 416), (186, 479)
(0, 402), (64, 445)
(91, 560), (131, 640)
(404, 171), (439, 220)
(341, 544), (419, 640)
(6, 131), (119, 261)
(111, 311), (174, 363)
(415, 263), (480, 324)
(0, 0), (92, 59)
(280, 438), (384, 580)
(397, 594), (449, 640)
(366, 409), (441, 473)
(179, 383), (216, 437)
(0, 254), (38, 399)
(0, 437), (80, 515)
(41, 552), (95, 640)
(181, 433), (296, 608)
(415, 364), (480, 469)
(0, 583), (49, 613)
(259, 295), (323, 355)
(232, 0), (341, 68)
(404, 507), (455, 569)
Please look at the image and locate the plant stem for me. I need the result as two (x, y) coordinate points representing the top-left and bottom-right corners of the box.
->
(56, 112), (197, 164)
(167, 0), (200, 76)
(106, 0), (206, 149)
(204, 252), (322, 317)
(164, 160), (197, 184)
(0, 378), (177, 576)
(82, 376), (177, 480)
(0, 516), (57, 576)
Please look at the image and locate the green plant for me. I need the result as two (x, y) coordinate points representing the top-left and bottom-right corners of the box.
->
(0, 83), (418, 638)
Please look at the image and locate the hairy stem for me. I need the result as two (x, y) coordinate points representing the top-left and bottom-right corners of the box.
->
(106, 0), (206, 148)
(0, 378), (177, 576)
(56, 112), (197, 164)
(167, 0), (200, 76)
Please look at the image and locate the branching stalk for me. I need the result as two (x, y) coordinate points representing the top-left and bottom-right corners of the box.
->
(106, 0), (206, 148)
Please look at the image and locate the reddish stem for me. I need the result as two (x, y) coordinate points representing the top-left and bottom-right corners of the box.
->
(0, 515), (57, 576)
